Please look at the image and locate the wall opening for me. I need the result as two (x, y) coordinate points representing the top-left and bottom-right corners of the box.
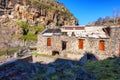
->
(80, 53), (98, 64)
(79, 39), (84, 49)
(47, 38), (51, 46)
(52, 50), (59, 56)
(72, 32), (75, 36)
(103, 27), (111, 36)
(87, 54), (91, 60)
(99, 40), (105, 51)
(62, 41), (66, 50)
(119, 44), (120, 56)
(86, 53), (98, 61)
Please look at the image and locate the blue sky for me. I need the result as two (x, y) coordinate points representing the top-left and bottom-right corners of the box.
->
(57, 0), (120, 25)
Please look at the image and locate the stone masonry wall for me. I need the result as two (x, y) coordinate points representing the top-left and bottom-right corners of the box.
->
(109, 27), (120, 55)
(37, 35), (112, 60)
(37, 27), (120, 60)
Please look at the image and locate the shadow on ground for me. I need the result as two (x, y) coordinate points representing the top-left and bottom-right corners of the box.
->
(0, 53), (120, 80)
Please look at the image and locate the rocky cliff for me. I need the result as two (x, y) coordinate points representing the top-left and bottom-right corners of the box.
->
(0, 0), (78, 48)
(0, 0), (78, 27)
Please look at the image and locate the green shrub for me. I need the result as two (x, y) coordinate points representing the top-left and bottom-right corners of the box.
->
(51, 75), (59, 80)
(21, 33), (37, 41)
(17, 21), (29, 35)
(35, 25), (44, 33)
(83, 58), (120, 80)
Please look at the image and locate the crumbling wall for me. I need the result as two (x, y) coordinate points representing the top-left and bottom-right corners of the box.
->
(37, 35), (111, 58)
(37, 35), (50, 54)
(37, 35), (62, 55)
(37, 27), (120, 59)
(109, 27), (120, 55)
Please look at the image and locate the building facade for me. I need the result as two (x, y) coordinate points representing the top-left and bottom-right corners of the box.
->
(37, 26), (120, 60)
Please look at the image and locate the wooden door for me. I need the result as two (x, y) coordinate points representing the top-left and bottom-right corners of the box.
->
(119, 44), (120, 56)
(47, 38), (51, 46)
(99, 40), (104, 51)
(79, 39), (84, 49)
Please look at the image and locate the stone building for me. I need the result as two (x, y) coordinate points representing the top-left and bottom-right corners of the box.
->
(37, 26), (120, 60)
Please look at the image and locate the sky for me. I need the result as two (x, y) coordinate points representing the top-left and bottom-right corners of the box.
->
(57, 0), (120, 25)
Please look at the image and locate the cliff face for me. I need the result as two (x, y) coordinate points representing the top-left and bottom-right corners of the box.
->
(0, 0), (78, 27)
(0, 0), (78, 48)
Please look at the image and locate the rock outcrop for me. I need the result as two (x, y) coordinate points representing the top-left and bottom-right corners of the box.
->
(0, 0), (78, 48)
(0, 0), (78, 27)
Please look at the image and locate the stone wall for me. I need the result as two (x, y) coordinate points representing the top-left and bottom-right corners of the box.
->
(37, 35), (110, 59)
(0, 55), (32, 70)
(37, 27), (120, 60)
(32, 55), (56, 64)
(109, 27), (120, 55)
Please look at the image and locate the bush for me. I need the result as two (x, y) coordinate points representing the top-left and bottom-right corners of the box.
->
(17, 21), (29, 35)
(35, 25), (44, 33)
(21, 33), (37, 41)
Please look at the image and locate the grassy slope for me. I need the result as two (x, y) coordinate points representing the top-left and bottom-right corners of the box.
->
(33, 53), (120, 80)
(83, 58), (120, 80)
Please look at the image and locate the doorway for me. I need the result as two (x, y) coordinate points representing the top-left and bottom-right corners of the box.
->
(79, 39), (84, 49)
(62, 41), (66, 50)
(119, 44), (120, 56)
(99, 40), (105, 51)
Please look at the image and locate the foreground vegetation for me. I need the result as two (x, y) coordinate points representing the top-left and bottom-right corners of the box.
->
(34, 57), (120, 80)
(0, 53), (120, 80)
(83, 58), (120, 80)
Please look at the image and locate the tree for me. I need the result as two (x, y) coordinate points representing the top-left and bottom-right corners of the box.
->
(113, 9), (120, 25)
(103, 16), (111, 25)
(95, 17), (103, 26)
(17, 21), (29, 35)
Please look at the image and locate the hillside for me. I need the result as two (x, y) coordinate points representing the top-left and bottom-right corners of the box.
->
(0, 0), (78, 26)
(0, 0), (78, 49)
(87, 16), (120, 26)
